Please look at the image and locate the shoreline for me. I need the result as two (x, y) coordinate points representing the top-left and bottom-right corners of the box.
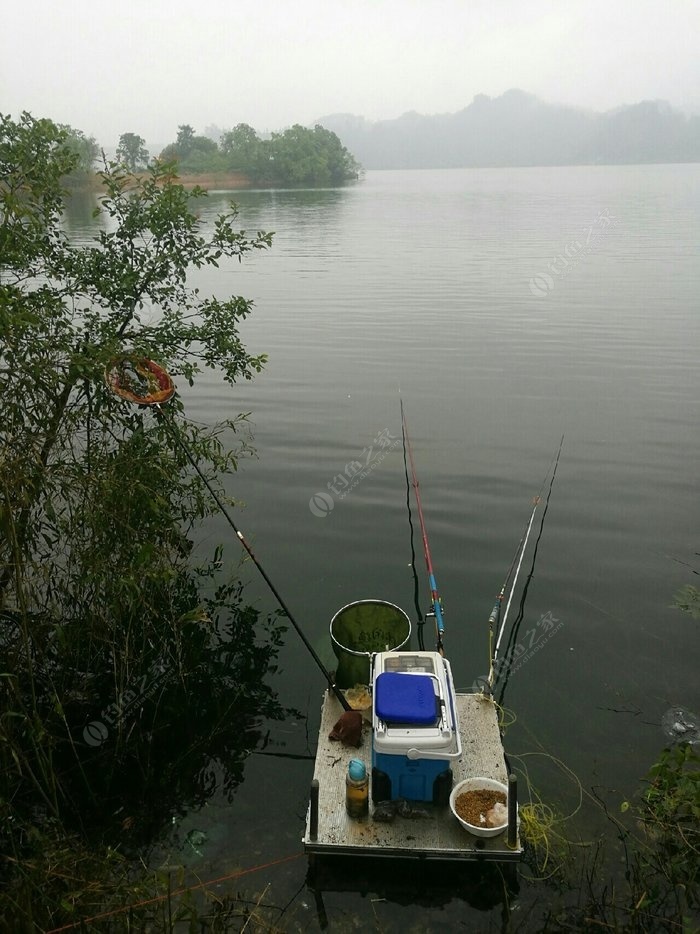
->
(168, 171), (253, 190)
(65, 170), (254, 194)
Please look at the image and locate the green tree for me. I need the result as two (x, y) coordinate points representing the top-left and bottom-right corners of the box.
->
(2, 114), (273, 609)
(179, 133), (221, 172)
(158, 121), (360, 185)
(268, 124), (316, 184)
(0, 113), (282, 916)
(59, 124), (99, 179)
(158, 140), (179, 162)
(176, 123), (195, 157)
(116, 131), (149, 171)
(268, 124), (360, 186)
(0, 112), (74, 274)
(159, 125), (224, 171)
(311, 123), (361, 183)
(221, 122), (262, 174)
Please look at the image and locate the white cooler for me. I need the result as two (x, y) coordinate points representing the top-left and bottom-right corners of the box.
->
(371, 651), (462, 803)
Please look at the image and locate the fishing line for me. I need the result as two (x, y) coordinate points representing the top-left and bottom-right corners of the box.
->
(104, 354), (351, 712)
(400, 398), (445, 653)
(401, 400), (425, 650)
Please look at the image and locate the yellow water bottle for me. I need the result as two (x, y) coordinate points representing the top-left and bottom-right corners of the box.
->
(346, 758), (369, 818)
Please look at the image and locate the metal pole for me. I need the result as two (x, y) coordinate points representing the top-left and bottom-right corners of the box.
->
(507, 773), (518, 849)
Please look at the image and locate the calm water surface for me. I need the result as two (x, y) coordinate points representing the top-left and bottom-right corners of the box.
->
(70, 165), (700, 929)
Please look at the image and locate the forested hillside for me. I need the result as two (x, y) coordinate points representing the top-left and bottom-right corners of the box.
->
(318, 90), (700, 168)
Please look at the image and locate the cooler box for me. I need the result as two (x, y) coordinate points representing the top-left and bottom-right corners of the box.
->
(371, 651), (462, 804)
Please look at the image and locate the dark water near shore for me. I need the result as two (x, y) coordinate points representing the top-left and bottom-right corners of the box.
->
(69, 165), (700, 929)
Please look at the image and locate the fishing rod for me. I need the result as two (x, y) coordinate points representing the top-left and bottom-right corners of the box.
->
(487, 497), (541, 691)
(104, 354), (351, 712)
(496, 440), (564, 708)
(487, 435), (564, 693)
(401, 407), (426, 651)
(400, 399), (445, 654)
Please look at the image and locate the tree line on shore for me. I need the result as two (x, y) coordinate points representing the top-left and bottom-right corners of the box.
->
(56, 120), (361, 187)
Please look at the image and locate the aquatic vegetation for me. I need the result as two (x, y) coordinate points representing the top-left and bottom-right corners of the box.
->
(636, 743), (699, 888)
(512, 744), (700, 931)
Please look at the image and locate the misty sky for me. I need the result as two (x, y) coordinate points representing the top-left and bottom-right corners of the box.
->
(2, 0), (699, 149)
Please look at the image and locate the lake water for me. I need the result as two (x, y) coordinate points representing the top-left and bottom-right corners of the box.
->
(69, 165), (700, 929)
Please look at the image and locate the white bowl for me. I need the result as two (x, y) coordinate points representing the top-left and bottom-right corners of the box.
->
(449, 777), (511, 838)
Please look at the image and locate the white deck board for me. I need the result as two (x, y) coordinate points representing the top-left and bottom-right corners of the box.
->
(303, 692), (521, 860)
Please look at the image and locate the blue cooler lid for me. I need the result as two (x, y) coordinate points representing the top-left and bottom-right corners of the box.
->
(375, 672), (438, 725)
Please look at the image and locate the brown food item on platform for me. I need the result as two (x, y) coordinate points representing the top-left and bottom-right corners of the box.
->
(454, 789), (507, 827)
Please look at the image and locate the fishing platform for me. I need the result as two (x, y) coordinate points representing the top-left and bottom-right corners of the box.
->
(301, 401), (539, 865)
(303, 646), (522, 862)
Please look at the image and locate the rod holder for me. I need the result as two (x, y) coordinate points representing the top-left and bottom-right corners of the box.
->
(309, 779), (319, 840)
(507, 773), (518, 849)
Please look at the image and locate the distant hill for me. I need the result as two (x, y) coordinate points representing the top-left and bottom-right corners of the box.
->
(317, 90), (700, 169)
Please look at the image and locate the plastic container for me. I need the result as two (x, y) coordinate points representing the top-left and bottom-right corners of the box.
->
(330, 600), (411, 688)
(371, 651), (461, 804)
(449, 777), (511, 837)
(346, 758), (369, 818)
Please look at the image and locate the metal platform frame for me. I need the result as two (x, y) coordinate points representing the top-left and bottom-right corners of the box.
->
(303, 691), (522, 861)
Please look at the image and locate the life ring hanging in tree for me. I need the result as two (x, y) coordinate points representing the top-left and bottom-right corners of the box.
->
(104, 354), (175, 406)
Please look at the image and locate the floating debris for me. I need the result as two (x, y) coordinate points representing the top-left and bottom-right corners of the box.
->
(661, 706), (700, 745)
(185, 828), (207, 856)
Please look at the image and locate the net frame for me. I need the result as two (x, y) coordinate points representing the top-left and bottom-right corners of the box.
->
(104, 354), (175, 406)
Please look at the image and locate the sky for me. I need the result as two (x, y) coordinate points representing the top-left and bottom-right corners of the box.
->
(2, 0), (699, 150)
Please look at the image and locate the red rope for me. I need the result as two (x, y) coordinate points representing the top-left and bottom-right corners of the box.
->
(44, 852), (303, 933)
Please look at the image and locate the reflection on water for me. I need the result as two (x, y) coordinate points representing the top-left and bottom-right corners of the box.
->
(31, 580), (292, 850)
(307, 855), (517, 925)
(62, 188), (102, 236)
